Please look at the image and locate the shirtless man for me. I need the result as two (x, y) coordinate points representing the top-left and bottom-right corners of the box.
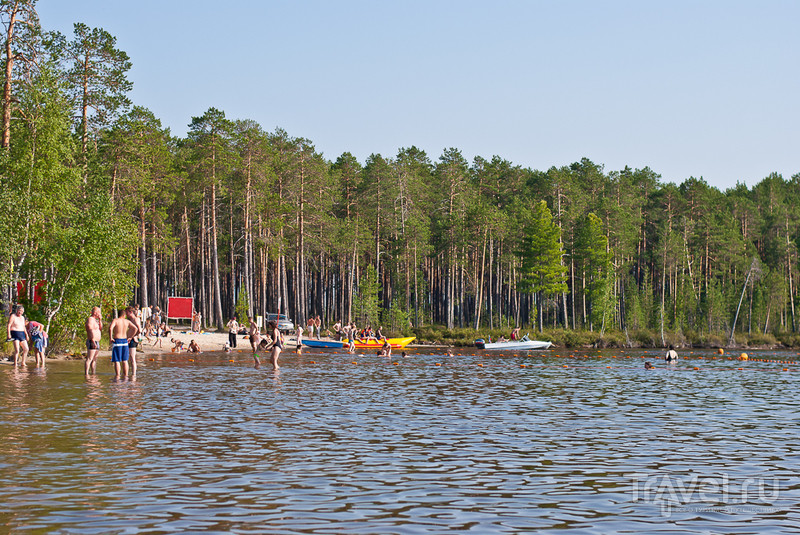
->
(109, 311), (136, 377)
(85, 306), (103, 374)
(6, 304), (28, 365)
(306, 317), (315, 340)
(124, 306), (142, 375)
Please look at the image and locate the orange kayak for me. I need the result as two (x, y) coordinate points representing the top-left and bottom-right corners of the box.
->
(353, 336), (416, 349)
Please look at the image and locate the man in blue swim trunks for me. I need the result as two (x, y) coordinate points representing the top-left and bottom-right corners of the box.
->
(109, 311), (136, 377)
(6, 304), (29, 365)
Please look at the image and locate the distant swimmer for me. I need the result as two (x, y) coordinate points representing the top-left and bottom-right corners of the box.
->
(665, 345), (678, 362)
(645, 361), (656, 370)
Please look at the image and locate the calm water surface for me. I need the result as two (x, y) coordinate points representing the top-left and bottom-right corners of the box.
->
(1, 347), (798, 534)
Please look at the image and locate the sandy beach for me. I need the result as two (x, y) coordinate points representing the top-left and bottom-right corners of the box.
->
(105, 329), (300, 359)
(6, 329), (300, 363)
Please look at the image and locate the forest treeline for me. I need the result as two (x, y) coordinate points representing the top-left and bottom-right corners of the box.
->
(2, 2), (799, 350)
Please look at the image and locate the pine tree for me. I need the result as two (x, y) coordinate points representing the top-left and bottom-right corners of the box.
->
(519, 200), (568, 331)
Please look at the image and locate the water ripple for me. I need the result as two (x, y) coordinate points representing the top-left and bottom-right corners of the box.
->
(0, 349), (798, 533)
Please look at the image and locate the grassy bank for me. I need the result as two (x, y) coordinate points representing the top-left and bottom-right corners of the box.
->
(407, 325), (795, 349)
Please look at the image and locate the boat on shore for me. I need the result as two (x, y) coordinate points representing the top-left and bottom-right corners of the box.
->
(474, 335), (552, 351)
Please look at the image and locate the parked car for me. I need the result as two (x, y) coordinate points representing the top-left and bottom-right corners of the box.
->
(265, 313), (294, 333)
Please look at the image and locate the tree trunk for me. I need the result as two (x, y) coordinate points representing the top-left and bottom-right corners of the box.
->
(787, 217), (796, 332)
(183, 205), (194, 302)
(1, 4), (16, 149)
(139, 201), (148, 308)
(210, 181), (223, 327)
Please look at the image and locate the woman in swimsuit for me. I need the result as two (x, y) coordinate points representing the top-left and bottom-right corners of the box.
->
(264, 321), (283, 369)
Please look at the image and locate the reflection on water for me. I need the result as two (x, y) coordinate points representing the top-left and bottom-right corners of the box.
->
(1, 349), (799, 533)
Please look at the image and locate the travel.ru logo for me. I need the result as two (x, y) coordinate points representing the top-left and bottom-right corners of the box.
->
(628, 473), (782, 517)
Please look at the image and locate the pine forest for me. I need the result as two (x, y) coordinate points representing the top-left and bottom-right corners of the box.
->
(3, 2), (800, 350)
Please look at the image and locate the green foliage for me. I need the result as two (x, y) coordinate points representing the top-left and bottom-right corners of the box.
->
(575, 213), (613, 330)
(381, 298), (411, 335)
(235, 286), (250, 323)
(353, 264), (380, 327)
(519, 200), (568, 297)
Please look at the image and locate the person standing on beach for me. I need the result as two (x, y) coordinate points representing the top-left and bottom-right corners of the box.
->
(6, 304), (29, 365)
(109, 311), (136, 377)
(141, 304), (151, 327)
(125, 306), (142, 375)
(314, 315), (322, 340)
(226, 316), (239, 349)
(85, 306), (103, 374)
(306, 317), (314, 340)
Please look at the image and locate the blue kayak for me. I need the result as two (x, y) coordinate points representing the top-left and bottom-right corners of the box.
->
(301, 339), (344, 348)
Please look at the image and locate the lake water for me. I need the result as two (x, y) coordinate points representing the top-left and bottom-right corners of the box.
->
(1, 347), (798, 534)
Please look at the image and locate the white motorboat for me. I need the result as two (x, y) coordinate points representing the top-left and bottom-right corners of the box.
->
(474, 335), (552, 350)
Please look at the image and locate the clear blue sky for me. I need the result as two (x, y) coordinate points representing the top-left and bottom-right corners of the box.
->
(38, 0), (798, 190)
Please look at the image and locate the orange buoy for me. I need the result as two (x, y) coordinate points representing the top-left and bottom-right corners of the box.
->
(693, 367), (699, 370)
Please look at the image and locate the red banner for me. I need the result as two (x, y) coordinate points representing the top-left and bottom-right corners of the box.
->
(167, 297), (193, 319)
(16, 280), (46, 305)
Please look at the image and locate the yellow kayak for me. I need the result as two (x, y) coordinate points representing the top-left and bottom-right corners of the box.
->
(353, 336), (416, 349)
